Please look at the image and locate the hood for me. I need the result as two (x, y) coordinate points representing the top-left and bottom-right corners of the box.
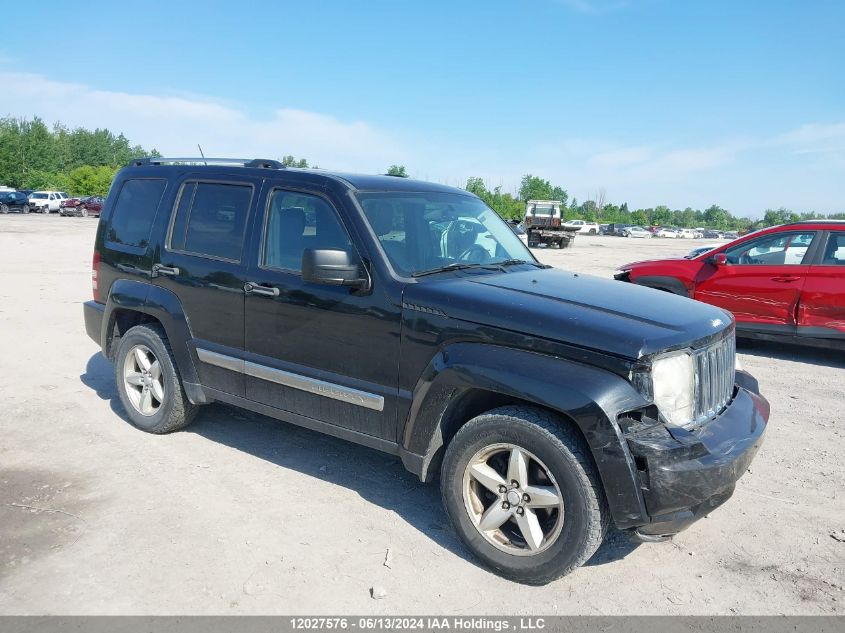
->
(403, 267), (732, 359)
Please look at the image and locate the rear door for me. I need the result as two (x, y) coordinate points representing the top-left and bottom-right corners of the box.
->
(693, 231), (818, 332)
(797, 230), (845, 341)
(152, 174), (261, 397)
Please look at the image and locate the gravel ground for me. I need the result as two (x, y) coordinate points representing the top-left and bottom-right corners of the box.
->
(0, 216), (842, 615)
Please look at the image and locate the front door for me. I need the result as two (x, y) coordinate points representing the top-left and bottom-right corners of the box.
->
(243, 184), (402, 441)
(694, 231), (817, 331)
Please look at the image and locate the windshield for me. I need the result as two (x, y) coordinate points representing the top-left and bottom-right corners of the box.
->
(31, 193), (47, 199)
(357, 191), (534, 276)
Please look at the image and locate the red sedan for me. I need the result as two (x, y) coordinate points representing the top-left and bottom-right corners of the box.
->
(615, 221), (845, 348)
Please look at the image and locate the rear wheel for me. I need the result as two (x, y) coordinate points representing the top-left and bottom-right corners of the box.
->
(81, 207), (88, 217)
(114, 324), (198, 434)
(441, 406), (608, 585)
(0, 204), (8, 214)
(42, 205), (50, 214)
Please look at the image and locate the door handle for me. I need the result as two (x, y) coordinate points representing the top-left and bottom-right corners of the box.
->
(771, 276), (800, 283)
(153, 264), (180, 277)
(244, 282), (280, 297)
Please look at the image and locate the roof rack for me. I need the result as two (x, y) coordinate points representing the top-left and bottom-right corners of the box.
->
(130, 157), (285, 169)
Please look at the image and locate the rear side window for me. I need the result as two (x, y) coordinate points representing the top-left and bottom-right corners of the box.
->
(168, 181), (253, 261)
(106, 179), (167, 248)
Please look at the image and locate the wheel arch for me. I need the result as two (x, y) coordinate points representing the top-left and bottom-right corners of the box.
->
(398, 343), (650, 528)
(102, 280), (207, 404)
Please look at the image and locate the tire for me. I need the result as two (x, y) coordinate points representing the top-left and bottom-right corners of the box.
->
(42, 206), (50, 214)
(81, 207), (88, 217)
(441, 406), (608, 585)
(589, 229), (596, 235)
(0, 204), (8, 214)
(114, 323), (198, 434)
(23, 205), (29, 214)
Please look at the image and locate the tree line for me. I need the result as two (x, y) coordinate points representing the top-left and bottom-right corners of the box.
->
(465, 174), (845, 231)
(0, 116), (159, 196)
(0, 117), (840, 228)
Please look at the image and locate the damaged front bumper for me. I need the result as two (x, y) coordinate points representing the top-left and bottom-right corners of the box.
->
(625, 370), (769, 541)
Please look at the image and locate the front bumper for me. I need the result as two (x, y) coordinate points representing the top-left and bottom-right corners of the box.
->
(625, 370), (769, 540)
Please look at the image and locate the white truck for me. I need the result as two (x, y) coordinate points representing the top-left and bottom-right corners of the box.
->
(28, 191), (66, 214)
(523, 200), (581, 248)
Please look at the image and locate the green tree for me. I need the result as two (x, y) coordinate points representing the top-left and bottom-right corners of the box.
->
(386, 164), (408, 177)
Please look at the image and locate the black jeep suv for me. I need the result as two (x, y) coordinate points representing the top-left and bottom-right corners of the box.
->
(84, 157), (768, 584)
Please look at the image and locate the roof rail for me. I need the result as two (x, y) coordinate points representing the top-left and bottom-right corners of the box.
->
(129, 157), (285, 169)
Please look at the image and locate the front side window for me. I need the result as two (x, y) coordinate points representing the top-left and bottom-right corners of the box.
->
(107, 178), (167, 248)
(262, 190), (353, 272)
(357, 191), (533, 276)
(169, 181), (253, 261)
(725, 232), (815, 266)
(821, 233), (845, 266)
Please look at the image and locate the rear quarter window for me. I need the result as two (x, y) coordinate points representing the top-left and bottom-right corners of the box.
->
(106, 179), (168, 249)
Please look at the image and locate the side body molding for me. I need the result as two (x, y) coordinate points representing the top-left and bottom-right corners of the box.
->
(399, 343), (651, 528)
(102, 279), (206, 403)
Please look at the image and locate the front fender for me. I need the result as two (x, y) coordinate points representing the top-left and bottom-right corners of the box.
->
(399, 343), (651, 528)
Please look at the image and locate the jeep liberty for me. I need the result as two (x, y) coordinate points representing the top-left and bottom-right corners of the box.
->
(84, 157), (769, 584)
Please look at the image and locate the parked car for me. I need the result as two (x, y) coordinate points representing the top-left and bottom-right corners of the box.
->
(654, 228), (677, 238)
(0, 190), (31, 214)
(677, 228), (698, 239)
(723, 231), (739, 240)
(703, 230), (723, 239)
(59, 197), (83, 215)
(27, 191), (64, 213)
(623, 225), (652, 238)
(81, 195), (105, 217)
(599, 223), (610, 235)
(607, 223), (632, 236)
(615, 220), (845, 348)
(505, 219), (529, 246)
(563, 219), (600, 235)
(84, 156), (767, 584)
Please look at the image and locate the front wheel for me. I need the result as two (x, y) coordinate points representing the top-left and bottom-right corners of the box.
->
(42, 206), (50, 214)
(114, 324), (198, 434)
(81, 207), (88, 217)
(441, 406), (608, 585)
(0, 204), (8, 214)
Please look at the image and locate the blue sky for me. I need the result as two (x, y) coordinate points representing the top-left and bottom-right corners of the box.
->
(1, 0), (843, 216)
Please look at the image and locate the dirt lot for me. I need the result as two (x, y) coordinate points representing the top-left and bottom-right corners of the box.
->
(1, 216), (843, 615)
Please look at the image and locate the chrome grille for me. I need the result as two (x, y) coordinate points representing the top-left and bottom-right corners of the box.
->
(692, 333), (736, 424)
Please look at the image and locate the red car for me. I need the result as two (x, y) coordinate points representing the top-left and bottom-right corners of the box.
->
(615, 221), (845, 348)
(59, 196), (104, 217)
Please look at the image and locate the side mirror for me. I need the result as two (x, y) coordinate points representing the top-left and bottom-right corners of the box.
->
(302, 249), (369, 289)
(709, 253), (728, 266)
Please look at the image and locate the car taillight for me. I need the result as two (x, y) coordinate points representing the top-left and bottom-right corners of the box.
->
(92, 251), (101, 302)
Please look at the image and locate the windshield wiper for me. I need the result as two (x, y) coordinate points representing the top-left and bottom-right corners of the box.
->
(495, 259), (550, 269)
(412, 263), (484, 278)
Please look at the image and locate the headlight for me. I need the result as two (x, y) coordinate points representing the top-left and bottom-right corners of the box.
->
(633, 352), (695, 427)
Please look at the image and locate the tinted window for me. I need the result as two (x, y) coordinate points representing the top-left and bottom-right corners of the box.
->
(821, 233), (845, 265)
(169, 182), (252, 261)
(262, 190), (352, 272)
(725, 232), (815, 266)
(107, 179), (167, 248)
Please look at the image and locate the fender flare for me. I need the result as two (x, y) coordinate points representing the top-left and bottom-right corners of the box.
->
(102, 280), (203, 398)
(634, 275), (690, 297)
(399, 343), (651, 528)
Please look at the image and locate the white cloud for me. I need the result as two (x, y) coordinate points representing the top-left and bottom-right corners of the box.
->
(1, 68), (842, 215)
(0, 71), (402, 171)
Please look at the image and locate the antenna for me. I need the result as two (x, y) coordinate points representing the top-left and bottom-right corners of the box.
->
(197, 144), (207, 165)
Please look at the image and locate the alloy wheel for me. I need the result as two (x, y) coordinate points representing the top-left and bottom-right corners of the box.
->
(462, 443), (564, 556)
(122, 344), (165, 416)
